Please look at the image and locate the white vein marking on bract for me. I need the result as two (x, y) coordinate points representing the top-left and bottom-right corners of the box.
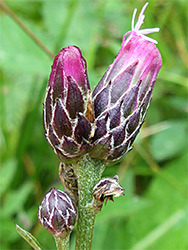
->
(43, 86), (53, 131)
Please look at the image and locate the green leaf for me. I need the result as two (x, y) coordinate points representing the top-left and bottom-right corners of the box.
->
(95, 196), (151, 224)
(127, 154), (188, 249)
(0, 15), (51, 75)
(93, 196), (151, 249)
(2, 181), (34, 217)
(130, 208), (188, 250)
(42, 1), (70, 42)
(63, 0), (99, 57)
(15, 224), (43, 250)
(0, 159), (17, 195)
(150, 120), (188, 161)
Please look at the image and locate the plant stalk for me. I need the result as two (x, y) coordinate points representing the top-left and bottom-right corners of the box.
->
(0, 0), (54, 59)
(74, 155), (106, 250)
(54, 235), (70, 250)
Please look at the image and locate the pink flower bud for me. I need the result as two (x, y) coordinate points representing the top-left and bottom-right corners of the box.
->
(91, 2), (162, 162)
(43, 46), (92, 163)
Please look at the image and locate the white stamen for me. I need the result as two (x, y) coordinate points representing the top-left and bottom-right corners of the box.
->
(131, 2), (159, 44)
(139, 34), (158, 44)
(139, 28), (160, 35)
(131, 8), (137, 31)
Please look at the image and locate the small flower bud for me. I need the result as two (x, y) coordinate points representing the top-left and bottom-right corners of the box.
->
(43, 46), (93, 163)
(90, 3), (162, 162)
(93, 175), (125, 205)
(38, 188), (77, 238)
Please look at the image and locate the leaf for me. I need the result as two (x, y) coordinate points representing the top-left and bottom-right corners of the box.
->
(130, 208), (188, 250)
(15, 224), (43, 250)
(1, 181), (34, 217)
(42, 1), (70, 41)
(62, 1), (100, 57)
(150, 120), (188, 161)
(126, 154), (188, 249)
(0, 159), (17, 195)
(95, 196), (151, 224)
(0, 15), (51, 75)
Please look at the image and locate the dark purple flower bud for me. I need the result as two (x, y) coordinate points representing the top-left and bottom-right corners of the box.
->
(38, 188), (77, 238)
(93, 175), (125, 205)
(43, 46), (93, 163)
(91, 3), (162, 162)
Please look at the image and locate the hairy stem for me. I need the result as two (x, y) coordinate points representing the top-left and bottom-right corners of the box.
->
(74, 155), (106, 250)
(54, 235), (70, 250)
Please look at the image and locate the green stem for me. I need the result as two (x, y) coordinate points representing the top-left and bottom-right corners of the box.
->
(54, 235), (70, 250)
(74, 155), (106, 250)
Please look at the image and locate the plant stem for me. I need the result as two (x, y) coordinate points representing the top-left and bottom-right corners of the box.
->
(0, 0), (54, 59)
(74, 155), (106, 250)
(54, 235), (70, 250)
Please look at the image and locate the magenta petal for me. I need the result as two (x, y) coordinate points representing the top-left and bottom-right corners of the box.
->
(49, 46), (90, 92)
(62, 46), (90, 92)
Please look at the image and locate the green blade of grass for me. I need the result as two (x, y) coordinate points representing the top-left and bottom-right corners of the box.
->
(15, 224), (43, 250)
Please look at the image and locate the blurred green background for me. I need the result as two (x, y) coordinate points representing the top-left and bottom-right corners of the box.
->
(0, 0), (187, 249)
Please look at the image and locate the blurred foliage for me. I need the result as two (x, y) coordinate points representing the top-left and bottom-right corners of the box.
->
(0, 0), (188, 249)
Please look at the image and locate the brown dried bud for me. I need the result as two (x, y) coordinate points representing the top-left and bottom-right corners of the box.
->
(93, 175), (125, 205)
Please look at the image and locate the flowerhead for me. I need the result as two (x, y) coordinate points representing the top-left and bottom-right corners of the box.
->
(90, 2), (162, 162)
(43, 46), (93, 163)
(43, 2), (162, 163)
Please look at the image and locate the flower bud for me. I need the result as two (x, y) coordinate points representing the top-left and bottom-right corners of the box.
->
(38, 188), (77, 238)
(93, 175), (124, 205)
(90, 3), (162, 162)
(43, 46), (93, 163)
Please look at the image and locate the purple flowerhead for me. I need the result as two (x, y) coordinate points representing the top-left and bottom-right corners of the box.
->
(43, 2), (162, 163)
(43, 46), (93, 163)
(90, 2), (162, 162)
(38, 188), (77, 238)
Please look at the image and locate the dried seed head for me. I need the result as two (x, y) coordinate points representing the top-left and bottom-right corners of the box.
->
(38, 188), (77, 238)
(93, 175), (125, 205)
